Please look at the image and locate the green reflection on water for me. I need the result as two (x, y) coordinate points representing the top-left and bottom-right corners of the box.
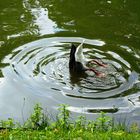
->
(0, 0), (140, 74)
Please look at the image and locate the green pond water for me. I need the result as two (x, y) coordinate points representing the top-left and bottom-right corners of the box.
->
(0, 0), (140, 124)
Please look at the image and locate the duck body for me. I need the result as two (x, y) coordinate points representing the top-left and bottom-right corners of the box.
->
(69, 44), (86, 73)
(69, 41), (107, 77)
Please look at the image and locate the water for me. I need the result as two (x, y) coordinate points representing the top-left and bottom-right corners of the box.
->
(0, 0), (140, 124)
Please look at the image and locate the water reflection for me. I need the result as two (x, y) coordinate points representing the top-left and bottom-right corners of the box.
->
(44, 0), (140, 59)
(0, 0), (140, 124)
(23, 0), (64, 36)
(1, 0), (64, 41)
(2, 37), (139, 116)
(31, 8), (57, 35)
(70, 71), (88, 87)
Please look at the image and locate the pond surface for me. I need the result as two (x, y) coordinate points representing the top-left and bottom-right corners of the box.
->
(0, 0), (140, 124)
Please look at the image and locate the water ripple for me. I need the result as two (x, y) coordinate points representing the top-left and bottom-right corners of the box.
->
(2, 37), (140, 114)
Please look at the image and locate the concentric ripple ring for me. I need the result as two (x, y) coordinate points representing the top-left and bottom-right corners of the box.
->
(2, 37), (139, 114)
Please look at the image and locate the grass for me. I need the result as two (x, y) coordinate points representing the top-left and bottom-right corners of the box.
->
(0, 104), (140, 140)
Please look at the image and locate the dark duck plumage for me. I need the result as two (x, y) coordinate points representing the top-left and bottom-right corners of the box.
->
(69, 41), (107, 77)
(69, 44), (86, 72)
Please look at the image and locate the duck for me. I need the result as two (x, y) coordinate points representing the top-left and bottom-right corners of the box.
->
(69, 40), (107, 77)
